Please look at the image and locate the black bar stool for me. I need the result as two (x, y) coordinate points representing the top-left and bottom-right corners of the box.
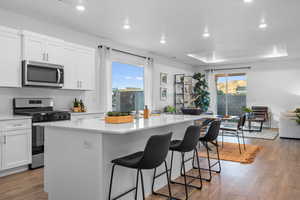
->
(154, 125), (203, 200)
(220, 115), (246, 154)
(192, 120), (222, 182)
(108, 132), (173, 200)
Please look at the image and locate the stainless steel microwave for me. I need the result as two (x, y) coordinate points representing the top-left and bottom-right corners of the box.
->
(22, 61), (64, 88)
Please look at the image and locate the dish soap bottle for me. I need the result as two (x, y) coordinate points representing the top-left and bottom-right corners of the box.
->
(144, 105), (149, 119)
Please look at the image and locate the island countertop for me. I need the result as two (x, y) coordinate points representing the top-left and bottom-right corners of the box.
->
(38, 114), (209, 134)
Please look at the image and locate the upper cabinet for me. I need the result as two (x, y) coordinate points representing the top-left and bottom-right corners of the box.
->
(22, 31), (64, 65)
(21, 30), (95, 91)
(63, 43), (95, 91)
(0, 27), (95, 90)
(0, 26), (21, 88)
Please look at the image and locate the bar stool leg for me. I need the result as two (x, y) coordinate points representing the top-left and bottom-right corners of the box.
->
(164, 161), (173, 200)
(169, 151), (174, 181)
(222, 130), (224, 148)
(135, 170), (140, 200)
(205, 142), (212, 182)
(140, 170), (146, 200)
(241, 130), (246, 150)
(215, 141), (222, 173)
(194, 148), (203, 189)
(236, 132), (242, 154)
(181, 153), (189, 200)
(108, 164), (116, 200)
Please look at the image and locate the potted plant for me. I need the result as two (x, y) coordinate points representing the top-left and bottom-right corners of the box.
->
(242, 107), (253, 117)
(105, 111), (134, 124)
(182, 73), (210, 115)
(72, 98), (80, 112)
(164, 106), (176, 114)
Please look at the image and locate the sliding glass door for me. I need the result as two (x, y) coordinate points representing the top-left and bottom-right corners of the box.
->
(216, 73), (247, 116)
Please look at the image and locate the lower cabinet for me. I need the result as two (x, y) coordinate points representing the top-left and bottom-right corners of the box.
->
(0, 119), (32, 171)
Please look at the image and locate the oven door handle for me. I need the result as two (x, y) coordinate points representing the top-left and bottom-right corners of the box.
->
(57, 68), (61, 84)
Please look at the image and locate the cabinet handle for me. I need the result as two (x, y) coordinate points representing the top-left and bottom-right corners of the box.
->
(80, 81), (82, 88)
(3, 135), (6, 144)
(47, 53), (49, 61)
(13, 124), (24, 127)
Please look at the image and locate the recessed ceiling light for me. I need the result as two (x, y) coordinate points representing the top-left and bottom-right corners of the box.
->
(187, 53), (225, 63)
(123, 19), (131, 30)
(160, 35), (166, 44)
(244, 0), (253, 3)
(259, 18), (268, 29)
(76, 4), (85, 11)
(123, 24), (131, 30)
(202, 27), (210, 38)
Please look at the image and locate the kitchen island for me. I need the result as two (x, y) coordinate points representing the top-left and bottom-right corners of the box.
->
(42, 114), (208, 200)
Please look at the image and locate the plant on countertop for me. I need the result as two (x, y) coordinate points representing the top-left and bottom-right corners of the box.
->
(242, 107), (253, 113)
(73, 98), (80, 108)
(164, 105), (176, 113)
(296, 113), (300, 125)
(294, 108), (300, 113)
(107, 111), (131, 117)
(192, 72), (210, 112)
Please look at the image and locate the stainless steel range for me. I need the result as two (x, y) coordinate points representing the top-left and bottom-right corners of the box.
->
(13, 98), (71, 169)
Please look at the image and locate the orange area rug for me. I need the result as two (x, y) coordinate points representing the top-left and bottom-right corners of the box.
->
(198, 142), (262, 164)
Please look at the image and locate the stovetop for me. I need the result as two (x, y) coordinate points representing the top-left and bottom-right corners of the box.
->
(13, 98), (71, 123)
(15, 110), (71, 123)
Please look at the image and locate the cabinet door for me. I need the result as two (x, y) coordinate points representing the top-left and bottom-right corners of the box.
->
(23, 35), (45, 62)
(77, 48), (95, 90)
(2, 130), (31, 170)
(0, 27), (21, 87)
(63, 45), (79, 89)
(0, 131), (2, 170)
(46, 38), (65, 65)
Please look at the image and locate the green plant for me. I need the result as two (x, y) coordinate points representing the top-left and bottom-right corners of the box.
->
(192, 73), (210, 112)
(295, 108), (300, 113)
(73, 98), (79, 107)
(107, 112), (130, 117)
(296, 113), (300, 125)
(242, 107), (253, 113)
(164, 105), (176, 113)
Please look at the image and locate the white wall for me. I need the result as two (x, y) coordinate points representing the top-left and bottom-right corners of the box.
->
(206, 58), (300, 127)
(152, 60), (194, 111)
(0, 8), (194, 114)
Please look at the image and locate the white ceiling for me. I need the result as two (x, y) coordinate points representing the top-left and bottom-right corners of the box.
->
(0, 0), (299, 66)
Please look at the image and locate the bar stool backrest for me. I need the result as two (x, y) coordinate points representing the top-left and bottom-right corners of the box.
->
(202, 120), (221, 142)
(237, 114), (246, 130)
(138, 132), (172, 169)
(178, 125), (201, 152)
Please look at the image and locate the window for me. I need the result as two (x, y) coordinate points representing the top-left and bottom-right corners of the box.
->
(112, 62), (144, 112)
(216, 73), (247, 116)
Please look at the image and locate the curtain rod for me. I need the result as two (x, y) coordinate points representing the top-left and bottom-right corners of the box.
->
(98, 45), (151, 60)
(205, 66), (251, 72)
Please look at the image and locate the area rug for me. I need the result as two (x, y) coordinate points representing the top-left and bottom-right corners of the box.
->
(242, 128), (279, 140)
(198, 142), (262, 164)
(221, 123), (279, 140)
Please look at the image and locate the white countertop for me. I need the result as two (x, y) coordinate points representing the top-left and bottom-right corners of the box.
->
(0, 114), (32, 121)
(69, 111), (104, 116)
(38, 114), (209, 134)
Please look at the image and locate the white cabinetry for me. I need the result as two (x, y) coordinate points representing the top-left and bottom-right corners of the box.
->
(0, 119), (31, 171)
(22, 31), (64, 65)
(0, 26), (21, 88)
(63, 43), (95, 90)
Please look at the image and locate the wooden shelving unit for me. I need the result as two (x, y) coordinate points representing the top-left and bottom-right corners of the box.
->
(174, 74), (194, 113)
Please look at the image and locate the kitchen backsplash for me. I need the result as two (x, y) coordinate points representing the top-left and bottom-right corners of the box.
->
(0, 87), (95, 115)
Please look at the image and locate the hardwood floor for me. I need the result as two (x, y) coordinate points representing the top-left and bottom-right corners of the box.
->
(0, 136), (300, 200)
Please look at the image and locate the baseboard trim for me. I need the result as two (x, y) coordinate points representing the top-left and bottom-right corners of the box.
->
(0, 165), (29, 177)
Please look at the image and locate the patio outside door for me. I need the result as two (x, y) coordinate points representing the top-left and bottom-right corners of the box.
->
(215, 73), (247, 116)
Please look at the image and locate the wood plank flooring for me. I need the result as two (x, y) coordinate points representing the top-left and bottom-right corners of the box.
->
(0, 136), (300, 200)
